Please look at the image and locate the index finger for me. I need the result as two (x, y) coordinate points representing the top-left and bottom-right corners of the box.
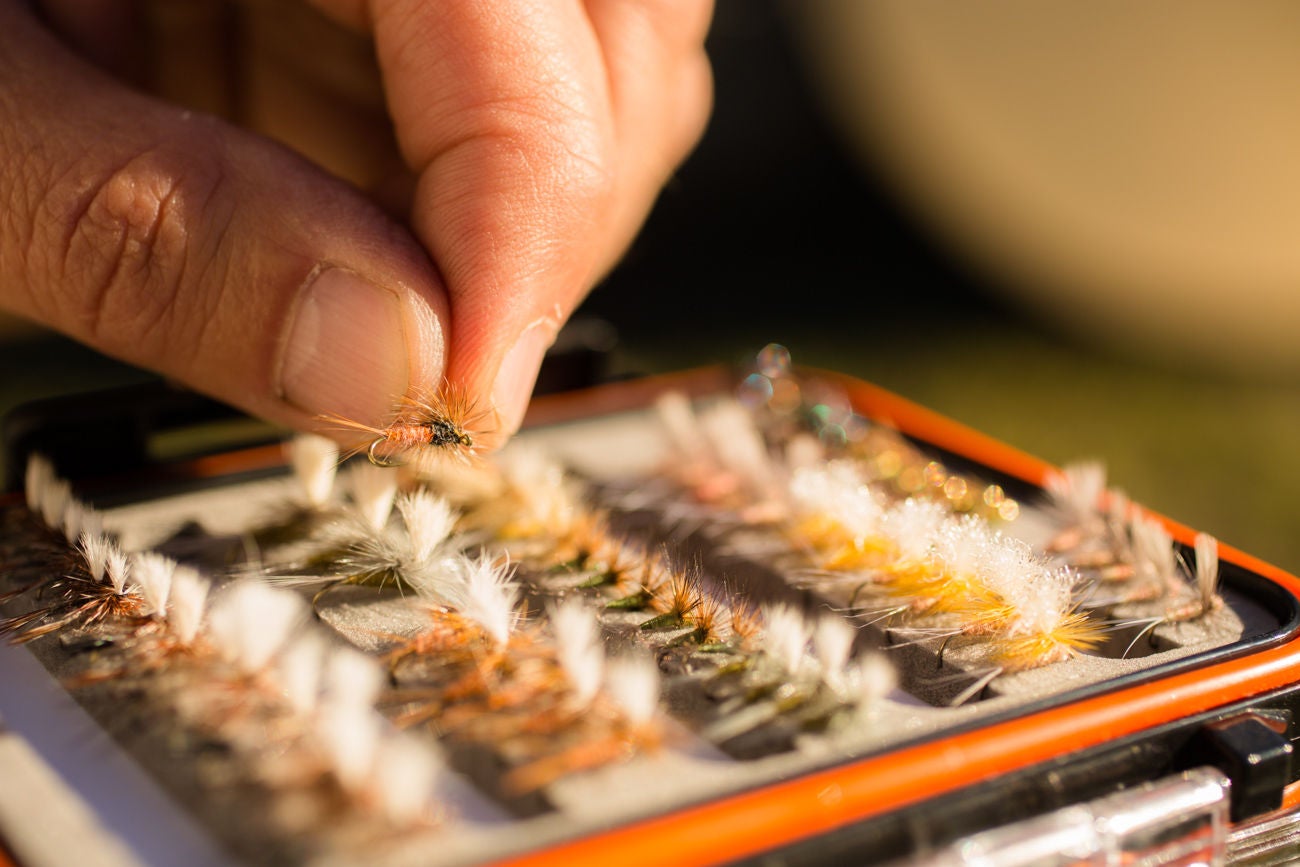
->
(365, 0), (618, 437)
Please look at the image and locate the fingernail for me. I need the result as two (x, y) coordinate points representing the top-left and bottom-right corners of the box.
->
(492, 322), (553, 436)
(279, 268), (409, 423)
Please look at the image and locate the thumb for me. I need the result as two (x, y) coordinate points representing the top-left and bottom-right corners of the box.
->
(0, 4), (448, 431)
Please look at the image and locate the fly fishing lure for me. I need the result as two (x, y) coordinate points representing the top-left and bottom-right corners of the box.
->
(2, 458), (146, 642)
(684, 429), (1108, 705)
(260, 489), (466, 612)
(499, 655), (665, 795)
(243, 434), (347, 550)
(319, 385), (492, 468)
(703, 604), (895, 747)
(786, 462), (890, 571)
(182, 579), (449, 828)
(1116, 532), (1224, 657)
(382, 589), (664, 798)
(732, 346), (1021, 523)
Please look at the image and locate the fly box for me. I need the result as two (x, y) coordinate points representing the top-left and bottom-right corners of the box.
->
(2, 348), (1298, 867)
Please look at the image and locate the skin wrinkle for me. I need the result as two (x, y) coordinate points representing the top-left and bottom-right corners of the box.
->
(59, 146), (224, 363)
(0, 104), (41, 285)
(14, 38), (250, 376)
(29, 140), (96, 273)
(406, 91), (610, 190)
(171, 139), (242, 358)
(32, 106), (163, 307)
(181, 262), (229, 383)
(8, 164), (49, 318)
(51, 158), (135, 333)
(377, 0), (536, 109)
(377, 5), (607, 173)
(428, 132), (610, 266)
(72, 166), (167, 342)
(412, 135), (604, 317)
(169, 194), (235, 383)
(196, 209), (238, 357)
(93, 173), (181, 350)
(12, 141), (104, 320)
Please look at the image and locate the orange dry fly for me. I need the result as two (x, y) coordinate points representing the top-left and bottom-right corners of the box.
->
(320, 386), (493, 467)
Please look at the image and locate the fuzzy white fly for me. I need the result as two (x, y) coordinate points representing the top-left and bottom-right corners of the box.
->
(603, 656), (661, 727)
(24, 454), (54, 515)
(60, 501), (103, 545)
(1045, 460), (1107, 530)
(1160, 532), (1223, 622)
(932, 516), (995, 585)
(1006, 562), (1078, 641)
(78, 531), (116, 584)
(1132, 514), (1177, 593)
(38, 476), (73, 532)
(167, 566), (210, 646)
(206, 582), (306, 674)
(790, 462), (884, 542)
(347, 462), (399, 532)
(288, 433), (339, 509)
(105, 547), (132, 595)
(1105, 489), (1133, 559)
(397, 491), (458, 565)
(551, 597), (604, 706)
(276, 632), (328, 715)
(442, 553), (522, 647)
(881, 498), (949, 564)
(497, 444), (580, 535)
(322, 644), (386, 711)
(370, 732), (442, 825)
(813, 615), (857, 692)
(839, 654), (897, 707)
(762, 604), (814, 678)
(315, 701), (380, 792)
(330, 490), (461, 592)
(1193, 533), (1221, 613)
(698, 399), (779, 500)
(131, 552), (177, 617)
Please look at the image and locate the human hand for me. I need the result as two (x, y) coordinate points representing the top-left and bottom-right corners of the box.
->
(0, 0), (713, 444)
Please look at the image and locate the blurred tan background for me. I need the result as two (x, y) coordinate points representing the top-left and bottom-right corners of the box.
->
(5, 1), (1300, 573)
(796, 0), (1300, 375)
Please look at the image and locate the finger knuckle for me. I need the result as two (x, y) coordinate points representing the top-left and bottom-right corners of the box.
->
(476, 94), (617, 220)
(47, 145), (229, 360)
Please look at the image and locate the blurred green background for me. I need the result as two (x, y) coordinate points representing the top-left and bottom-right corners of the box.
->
(4, 1), (1298, 574)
